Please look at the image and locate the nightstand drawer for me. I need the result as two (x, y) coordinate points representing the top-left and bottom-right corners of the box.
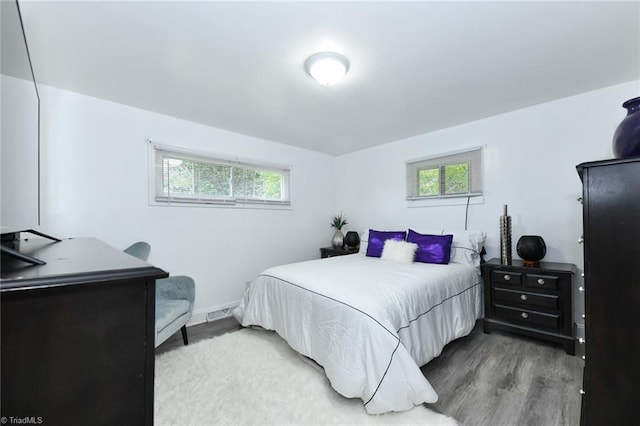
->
(525, 273), (559, 291)
(493, 287), (559, 310)
(494, 304), (560, 329)
(492, 270), (522, 287)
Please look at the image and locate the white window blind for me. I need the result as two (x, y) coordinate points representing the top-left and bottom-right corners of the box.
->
(406, 147), (483, 200)
(151, 144), (291, 206)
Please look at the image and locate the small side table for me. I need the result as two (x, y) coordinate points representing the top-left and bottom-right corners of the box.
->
(482, 258), (576, 355)
(320, 247), (359, 259)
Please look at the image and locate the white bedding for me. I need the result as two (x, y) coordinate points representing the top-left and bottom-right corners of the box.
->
(233, 254), (482, 414)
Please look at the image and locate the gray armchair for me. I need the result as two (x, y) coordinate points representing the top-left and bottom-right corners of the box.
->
(123, 242), (195, 348)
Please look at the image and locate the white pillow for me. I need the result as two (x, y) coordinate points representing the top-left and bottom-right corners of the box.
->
(380, 239), (417, 264)
(442, 229), (486, 267)
(356, 230), (369, 255)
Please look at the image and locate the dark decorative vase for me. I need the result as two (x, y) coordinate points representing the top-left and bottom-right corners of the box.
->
(613, 96), (640, 158)
(516, 235), (546, 267)
(344, 231), (360, 250)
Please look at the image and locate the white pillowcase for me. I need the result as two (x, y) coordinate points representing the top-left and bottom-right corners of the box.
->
(443, 229), (486, 267)
(380, 239), (417, 264)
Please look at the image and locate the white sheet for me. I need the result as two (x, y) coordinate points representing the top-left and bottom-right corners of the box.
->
(233, 255), (482, 414)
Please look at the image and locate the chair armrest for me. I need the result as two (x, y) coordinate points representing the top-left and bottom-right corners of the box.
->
(156, 275), (195, 306)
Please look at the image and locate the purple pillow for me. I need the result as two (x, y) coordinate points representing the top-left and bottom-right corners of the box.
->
(407, 229), (453, 264)
(366, 229), (407, 258)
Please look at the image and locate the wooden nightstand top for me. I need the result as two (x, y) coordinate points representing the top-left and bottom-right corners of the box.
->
(320, 247), (359, 258)
(483, 258), (577, 274)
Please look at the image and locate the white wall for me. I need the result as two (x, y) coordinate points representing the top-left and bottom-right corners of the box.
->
(38, 80), (639, 329)
(334, 80), (640, 328)
(38, 84), (335, 321)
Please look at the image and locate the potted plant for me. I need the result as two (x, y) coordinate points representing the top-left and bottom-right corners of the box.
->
(330, 213), (349, 248)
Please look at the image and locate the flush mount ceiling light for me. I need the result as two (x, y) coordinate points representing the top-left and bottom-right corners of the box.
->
(304, 51), (350, 87)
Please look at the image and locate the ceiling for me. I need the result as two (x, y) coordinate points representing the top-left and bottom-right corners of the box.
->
(15, 1), (640, 156)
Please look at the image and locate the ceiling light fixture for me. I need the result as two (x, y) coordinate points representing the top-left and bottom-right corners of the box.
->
(304, 51), (350, 87)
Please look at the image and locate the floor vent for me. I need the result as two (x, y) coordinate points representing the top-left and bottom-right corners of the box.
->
(206, 308), (231, 322)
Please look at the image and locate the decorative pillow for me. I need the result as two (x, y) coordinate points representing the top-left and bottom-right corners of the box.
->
(380, 239), (417, 264)
(365, 229), (407, 258)
(406, 229), (453, 264)
(442, 229), (486, 267)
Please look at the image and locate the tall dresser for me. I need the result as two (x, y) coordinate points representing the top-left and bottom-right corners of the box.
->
(1, 238), (167, 425)
(577, 157), (640, 426)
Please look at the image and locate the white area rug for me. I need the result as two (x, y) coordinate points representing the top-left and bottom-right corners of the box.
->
(155, 327), (457, 425)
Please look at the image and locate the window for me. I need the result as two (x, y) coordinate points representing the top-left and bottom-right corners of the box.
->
(406, 147), (482, 200)
(150, 143), (290, 206)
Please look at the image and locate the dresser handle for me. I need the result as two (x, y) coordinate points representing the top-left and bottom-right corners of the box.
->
(520, 294), (528, 301)
(504, 275), (511, 281)
(521, 312), (529, 319)
(581, 272), (585, 277)
(578, 337), (586, 344)
(582, 355), (586, 361)
(579, 389), (586, 395)
(537, 278), (545, 285)
(577, 196), (583, 204)
(578, 237), (584, 244)
(582, 314), (586, 319)
(579, 286), (585, 293)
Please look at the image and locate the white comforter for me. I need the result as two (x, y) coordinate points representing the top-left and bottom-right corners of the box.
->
(233, 255), (482, 414)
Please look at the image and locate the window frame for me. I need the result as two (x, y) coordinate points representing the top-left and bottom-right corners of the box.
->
(406, 146), (483, 203)
(148, 141), (292, 208)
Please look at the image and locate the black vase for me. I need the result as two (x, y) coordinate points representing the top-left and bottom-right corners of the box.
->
(613, 97), (640, 158)
(344, 231), (360, 250)
(516, 235), (546, 266)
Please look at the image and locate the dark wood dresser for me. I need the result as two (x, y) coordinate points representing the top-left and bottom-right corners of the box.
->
(577, 157), (640, 426)
(1, 238), (167, 426)
(482, 258), (576, 354)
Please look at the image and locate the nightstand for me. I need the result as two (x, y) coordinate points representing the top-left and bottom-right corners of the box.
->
(320, 247), (359, 259)
(482, 258), (576, 355)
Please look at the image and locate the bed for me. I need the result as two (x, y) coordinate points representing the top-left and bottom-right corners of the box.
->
(233, 229), (484, 414)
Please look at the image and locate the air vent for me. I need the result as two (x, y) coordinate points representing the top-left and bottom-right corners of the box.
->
(206, 308), (231, 322)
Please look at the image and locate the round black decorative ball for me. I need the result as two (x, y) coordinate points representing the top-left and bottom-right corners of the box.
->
(344, 231), (360, 250)
(516, 235), (546, 262)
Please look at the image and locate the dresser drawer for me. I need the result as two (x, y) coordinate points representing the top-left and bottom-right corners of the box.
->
(492, 270), (522, 287)
(494, 304), (560, 329)
(493, 287), (559, 310)
(524, 273), (559, 291)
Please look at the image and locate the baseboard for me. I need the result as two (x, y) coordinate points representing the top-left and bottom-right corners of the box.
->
(187, 300), (240, 327)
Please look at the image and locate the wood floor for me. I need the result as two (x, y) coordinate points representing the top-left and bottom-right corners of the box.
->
(156, 318), (583, 426)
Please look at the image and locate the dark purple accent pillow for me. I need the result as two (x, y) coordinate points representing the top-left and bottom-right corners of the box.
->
(407, 229), (453, 264)
(366, 230), (407, 258)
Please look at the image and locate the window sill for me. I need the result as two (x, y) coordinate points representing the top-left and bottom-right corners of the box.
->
(149, 199), (293, 211)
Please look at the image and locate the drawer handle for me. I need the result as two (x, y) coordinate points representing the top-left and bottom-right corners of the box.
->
(537, 278), (545, 285)
(581, 314), (586, 319)
(504, 275), (511, 281)
(520, 294), (528, 301)
(578, 337), (586, 344)
(577, 196), (583, 204)
(578, 237), (584, 244)
(579, 286), (585, 293)
(521, 312), (529, 319)
(579, 389), (586, 395)
(582, 355), (586, 361)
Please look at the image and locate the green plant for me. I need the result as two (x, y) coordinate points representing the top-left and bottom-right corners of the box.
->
(330, 213), (348, 230)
